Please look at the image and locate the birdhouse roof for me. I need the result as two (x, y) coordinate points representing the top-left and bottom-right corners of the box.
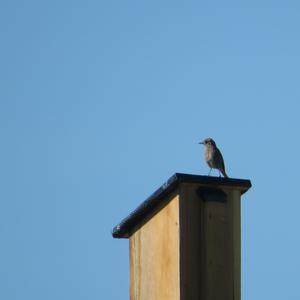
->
(112, 173), (251, 239)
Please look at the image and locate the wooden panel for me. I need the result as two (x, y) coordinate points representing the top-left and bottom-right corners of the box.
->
(179, 183), (241, 300)
(129, 183), (242, 300)
(202, 188), (241, 300)
(203, 193), (233, 300)
(179, 183), (203, 300)
(129, 192), (180, 300)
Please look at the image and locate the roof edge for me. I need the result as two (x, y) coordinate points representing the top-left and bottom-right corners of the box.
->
(112, 173), (251, 239)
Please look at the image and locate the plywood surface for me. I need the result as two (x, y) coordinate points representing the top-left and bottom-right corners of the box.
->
(130, 192), (180, 300)
(179, 183), (203, 300)
(129, 183), (242, 300)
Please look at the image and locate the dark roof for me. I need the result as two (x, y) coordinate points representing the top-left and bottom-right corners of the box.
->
(112, 173), (251, 239)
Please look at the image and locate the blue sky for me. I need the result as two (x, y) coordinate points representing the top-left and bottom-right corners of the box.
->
(1, 0), (300, 299)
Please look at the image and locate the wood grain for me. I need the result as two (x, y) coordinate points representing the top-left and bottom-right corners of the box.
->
(129, 183), (242, 300)
(130, 191), (180, 300)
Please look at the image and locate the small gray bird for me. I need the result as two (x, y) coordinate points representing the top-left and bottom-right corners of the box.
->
(199, 138), (228, 178)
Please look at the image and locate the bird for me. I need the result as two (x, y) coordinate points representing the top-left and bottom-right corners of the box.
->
(199, 138), (228, 178)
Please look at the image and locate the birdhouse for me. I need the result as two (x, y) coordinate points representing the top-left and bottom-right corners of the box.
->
(112, 173), (251, 300)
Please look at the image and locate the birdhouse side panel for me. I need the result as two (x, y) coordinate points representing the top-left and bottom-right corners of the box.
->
(129, 193), (180, 300)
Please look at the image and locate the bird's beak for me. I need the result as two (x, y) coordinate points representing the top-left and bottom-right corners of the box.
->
(199, 141), (204, 145)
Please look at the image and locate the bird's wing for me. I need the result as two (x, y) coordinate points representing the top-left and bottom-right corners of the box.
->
(216, 148), (226, 171)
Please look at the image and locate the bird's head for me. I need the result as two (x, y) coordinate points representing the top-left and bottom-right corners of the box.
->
(199, 138), (216, 147)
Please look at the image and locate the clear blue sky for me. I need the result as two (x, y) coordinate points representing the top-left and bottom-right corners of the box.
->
(1, 0), (300, 299)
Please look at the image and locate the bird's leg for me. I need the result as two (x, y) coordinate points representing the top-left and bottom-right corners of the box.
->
(208, 168), (212, 176)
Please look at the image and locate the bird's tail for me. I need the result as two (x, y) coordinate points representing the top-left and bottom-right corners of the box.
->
(220, 168), (228, 178)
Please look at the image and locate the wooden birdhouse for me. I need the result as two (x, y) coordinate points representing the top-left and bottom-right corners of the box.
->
(112, 173), (251, 300)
